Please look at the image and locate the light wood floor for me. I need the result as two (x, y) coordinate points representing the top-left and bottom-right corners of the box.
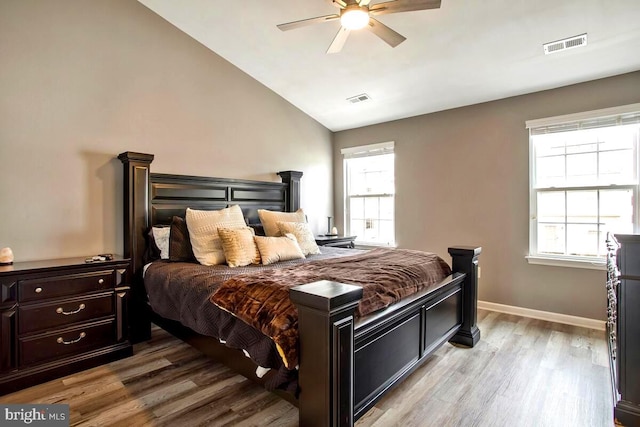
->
(1, 310), (614, 427)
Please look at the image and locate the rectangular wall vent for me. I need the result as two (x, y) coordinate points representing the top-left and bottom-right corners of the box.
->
(347, 93), (371, 104)
(543, 33), (587, 55)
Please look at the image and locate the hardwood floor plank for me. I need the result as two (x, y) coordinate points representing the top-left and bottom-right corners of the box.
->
(75, 379), (197, 427)
(231, 399), (298, 427)
(0, 310), (615, 426)
(152, 374), (246, 418)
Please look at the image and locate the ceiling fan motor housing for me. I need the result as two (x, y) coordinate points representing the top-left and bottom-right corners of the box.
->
(341, 5), (370, 30)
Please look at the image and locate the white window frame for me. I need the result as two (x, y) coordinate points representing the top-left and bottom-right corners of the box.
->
(341, 141), (395, 247)
(526, 103), (640, 270)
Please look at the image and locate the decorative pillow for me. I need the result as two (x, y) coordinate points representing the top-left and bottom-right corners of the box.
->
(169, 216), (196, 262)
(218, 227), (261, 268)
(143, 227), (162, 264)
(257, 208), (306, 237)
(152, 226), (170, 260)
(277, 221), (321, 256)
(254, 234), (305, 265)
(186, 205), (247, 266)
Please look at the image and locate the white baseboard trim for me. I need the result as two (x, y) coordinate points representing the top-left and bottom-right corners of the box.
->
(478, 300), (606, 331)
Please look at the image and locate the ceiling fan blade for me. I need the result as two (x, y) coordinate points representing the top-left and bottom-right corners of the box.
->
(277, 14), (340, 31)
(327, 27), (351, 54)
(367, 18), (406, 47)
(358, 0), (372, 5)
(370, 0), (441, 16)
(330, 0), (347, 7)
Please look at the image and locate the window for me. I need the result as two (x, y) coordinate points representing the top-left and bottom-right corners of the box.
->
(342, 142), (395, 246)
(527, 104), (640, 268)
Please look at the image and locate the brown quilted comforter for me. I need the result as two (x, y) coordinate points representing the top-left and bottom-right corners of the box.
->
(211, 247), (451, 369)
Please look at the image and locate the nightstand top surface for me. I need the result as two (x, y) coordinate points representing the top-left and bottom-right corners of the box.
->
(315, 235), (356, 242)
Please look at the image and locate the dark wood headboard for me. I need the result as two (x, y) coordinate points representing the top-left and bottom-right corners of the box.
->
(118, 151), (302, 279)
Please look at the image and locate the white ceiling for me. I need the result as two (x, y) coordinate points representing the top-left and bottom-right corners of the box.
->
(137, 0), (640, 132)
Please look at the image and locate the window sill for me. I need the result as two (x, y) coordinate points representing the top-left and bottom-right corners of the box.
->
(526, 255), (606, 270)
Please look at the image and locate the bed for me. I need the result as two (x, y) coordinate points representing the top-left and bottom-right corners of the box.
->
(119, 151), (481, 427)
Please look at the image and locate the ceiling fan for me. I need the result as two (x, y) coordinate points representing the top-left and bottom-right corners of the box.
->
(277, 0), (442, 54)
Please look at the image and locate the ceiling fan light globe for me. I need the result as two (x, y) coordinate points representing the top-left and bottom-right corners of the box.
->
(341, 9), (369, 30)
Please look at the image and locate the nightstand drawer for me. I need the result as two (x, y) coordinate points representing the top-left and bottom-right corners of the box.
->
(19, 293), (114, 335)
(19, 320), (116, 367)
(19, 270), (114, 302)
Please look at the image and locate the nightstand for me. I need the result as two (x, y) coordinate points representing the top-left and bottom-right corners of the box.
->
(0, 256), (132, 395)
(315, 235), (357, 249)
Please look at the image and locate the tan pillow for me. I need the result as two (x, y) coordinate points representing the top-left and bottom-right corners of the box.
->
(254, 234), (305, 265)
(185, 205), (246, 265)
(277, 221), (321, 256)
(257, 208), (306, 237)
(218, 227), (261, 267)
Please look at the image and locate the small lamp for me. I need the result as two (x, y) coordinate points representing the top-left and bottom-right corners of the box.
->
(0, 247), (14, 265)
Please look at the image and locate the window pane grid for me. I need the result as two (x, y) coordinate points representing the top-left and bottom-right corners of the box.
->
(528, 106), (640, 263)
(533, 125), (638, 189)
(344, 148), (395, 246)
(535, 186), (635, 257)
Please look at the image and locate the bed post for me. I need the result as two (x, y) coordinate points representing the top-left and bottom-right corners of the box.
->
(118, 151), (154, 343)
(290, 280), (364, 427)
(448, 246), (482, 347)
(278, 171), (303, 212)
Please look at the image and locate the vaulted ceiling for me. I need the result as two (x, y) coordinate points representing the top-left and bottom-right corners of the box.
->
(138, 0), (640, 131)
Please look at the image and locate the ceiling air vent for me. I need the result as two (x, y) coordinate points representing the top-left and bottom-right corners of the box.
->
(347, 93), (371, 104)
(543, 33), (587, 55)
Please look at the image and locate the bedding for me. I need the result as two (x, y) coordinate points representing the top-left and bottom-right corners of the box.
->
(211, 248), (451, 369)
(185, 205), (246, 265)
(257, 208), (306, 237)
(168, 216), (196, 262)
(254, 234), (306, 265)
(143, 246), (361, 393)
(276, 221), (321, 256)
(143, 226), (164, 264)
(152, 227), (170, 259)
(218, 227), (261, 267)
(143, 246), (451, 390)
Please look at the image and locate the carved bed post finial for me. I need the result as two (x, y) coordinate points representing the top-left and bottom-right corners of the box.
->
(278, 171), (303, 212)
(448, 246), (482, 347)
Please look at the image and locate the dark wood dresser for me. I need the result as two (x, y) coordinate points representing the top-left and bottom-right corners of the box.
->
(0, 256), (132, 395)
(607, 234), (640, 426)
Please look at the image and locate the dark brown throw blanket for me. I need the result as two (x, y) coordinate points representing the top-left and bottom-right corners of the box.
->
(144, 247), (360, 395)
(211, 248), (451, 369)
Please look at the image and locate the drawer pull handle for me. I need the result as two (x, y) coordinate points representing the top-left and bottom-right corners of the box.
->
(56, 303), (86, 315)
(98, 279), (104, 284)
(57, 332), (86, 345)
(35, 287), (43, 293)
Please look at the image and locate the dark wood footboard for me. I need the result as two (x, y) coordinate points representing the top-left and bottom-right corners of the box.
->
(291, 247), (481, 427)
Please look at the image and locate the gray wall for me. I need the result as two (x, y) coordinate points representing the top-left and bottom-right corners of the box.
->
(0, 0), (333, 262)
(334, 71), (640, 321)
